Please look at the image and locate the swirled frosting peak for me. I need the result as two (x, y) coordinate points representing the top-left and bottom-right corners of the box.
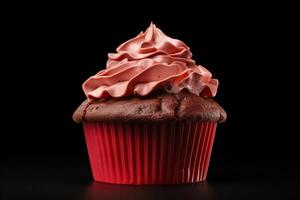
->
(83, 23), (218, 99)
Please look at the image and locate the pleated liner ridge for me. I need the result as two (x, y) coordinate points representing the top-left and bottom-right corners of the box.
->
(83, 121), (217, 185)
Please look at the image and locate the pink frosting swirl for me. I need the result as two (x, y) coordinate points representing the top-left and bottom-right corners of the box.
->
(83, 23), (218, 99)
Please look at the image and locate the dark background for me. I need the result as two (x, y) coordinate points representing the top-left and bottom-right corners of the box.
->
(1, 3), (299, 199)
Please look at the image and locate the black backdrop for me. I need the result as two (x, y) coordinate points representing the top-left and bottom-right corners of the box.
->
(1, 5), (298, 161)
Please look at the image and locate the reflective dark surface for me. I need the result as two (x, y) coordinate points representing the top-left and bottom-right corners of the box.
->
(1, 158), (299, 200)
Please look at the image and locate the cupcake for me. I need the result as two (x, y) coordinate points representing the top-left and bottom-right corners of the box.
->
(73, 23), (226, 185)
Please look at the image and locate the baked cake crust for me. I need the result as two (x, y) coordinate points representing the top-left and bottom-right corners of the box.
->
(73, 91), (226, 123)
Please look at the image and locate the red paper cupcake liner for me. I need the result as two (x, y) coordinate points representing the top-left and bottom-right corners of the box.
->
(83, 121), (217, 185)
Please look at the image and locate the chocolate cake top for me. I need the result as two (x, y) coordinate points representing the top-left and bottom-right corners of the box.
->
(73, 91), (226, 123)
